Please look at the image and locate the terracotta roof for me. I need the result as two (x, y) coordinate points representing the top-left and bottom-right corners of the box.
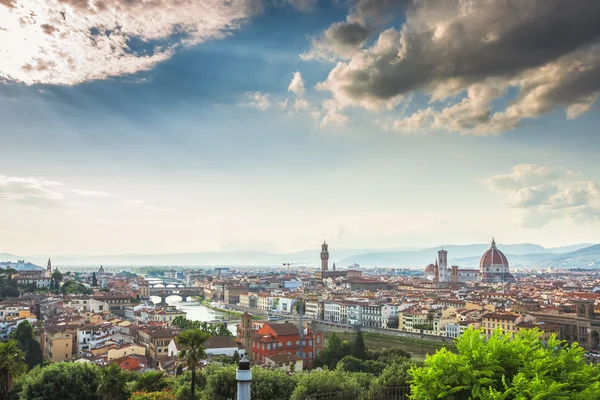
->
(483, 312), (519, 321)
(204, 336), (238, 349)
(264, 322), (300, 336)
(480, 240), (509, 268)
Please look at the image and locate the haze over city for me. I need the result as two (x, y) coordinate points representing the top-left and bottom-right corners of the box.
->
(1, 0), (599, 257)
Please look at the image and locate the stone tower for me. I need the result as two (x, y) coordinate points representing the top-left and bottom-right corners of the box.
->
(240, 312), (253, 360)
(437, 249), (448, 282)
(321, 241), (329, 272)
(46, 258), (52, 278)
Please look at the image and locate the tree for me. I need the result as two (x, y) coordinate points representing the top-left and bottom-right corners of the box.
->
(232, 350), (240, 364)
(21, 361), (101, 400)
(12, 322), (43, 370)
(52, 270), (63, 282)
(368, 360), (414, 397)
(0, 340), (28, 399)
(316, 333), (348, 369)
(200, 365), (236, 400)
(97, 364), (128, 400)
(410, 328), (600, 400)
(92, 272), (98, 287)
(130, 392), (177, 400)
(336, 355), (386, 375)
(251, 367), (297, 399)
(176, 329), (209, 400)
(129, 371), (169, 393)
(290, 370), (363, 400)
(175, 364), (183, 377)
(352, 330), (367, 360)
(2, 285), (20, 298)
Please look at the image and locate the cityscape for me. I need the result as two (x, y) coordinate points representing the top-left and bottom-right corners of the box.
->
(2, 0), (600, 399)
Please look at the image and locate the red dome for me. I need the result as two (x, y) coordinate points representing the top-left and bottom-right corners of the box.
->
(425, 264), (436, 275)
(480, 239), (509, 268)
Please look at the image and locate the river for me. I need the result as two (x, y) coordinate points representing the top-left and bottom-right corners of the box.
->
(150, 295), (238, 335)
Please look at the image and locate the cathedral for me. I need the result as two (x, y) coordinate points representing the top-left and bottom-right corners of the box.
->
(425, 239), (515, 284)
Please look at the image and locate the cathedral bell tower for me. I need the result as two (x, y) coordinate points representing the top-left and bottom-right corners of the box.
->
(46, 258), (52, 278)
(321, 241), (329, 272)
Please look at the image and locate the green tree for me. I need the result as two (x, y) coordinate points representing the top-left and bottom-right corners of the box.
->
(200, 365), (236, 400)
(176, 364), (183, 377)
(92, 272), (98, 287)
(11, 321), (43, 370)
(352, 330), (367, 360)
(130, 391), (177, 400)
(97, 364), (128, 400)
(2, 285), (20, 298)
(52, 270), (63, 282)
(367, 360), (414, 397)
(410, 327), (600, 400)
(251, 367), (297, 399)
(336, 355), (386, 375)
(176, 329), (209, 400)
(232, 350), (240, 364)
(129, 371), (169, 393)
(21, 362), (101, 400)
(316, 333), (349, 369)
(290, 370), (362, 400)
(0, 340), (28, 399)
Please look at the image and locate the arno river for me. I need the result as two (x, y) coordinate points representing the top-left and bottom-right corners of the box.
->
(149, 295), (238, 335)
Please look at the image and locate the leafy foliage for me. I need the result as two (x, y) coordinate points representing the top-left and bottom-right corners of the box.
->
(20, 362), (101, 400)
(172, 317), (231, 337)
(129, 371), (170, 393)
(97, 363), (129, 400)
(60, 280), (93, 295)
(336, 355), (387, 375)
(130, 391), (177, 400)
(410, 327), (600, 400)
(0, 340), (28, 399)
(290, 370), (364, 400)
(352, 330), (367, 360)
(11, 321), (43, 370)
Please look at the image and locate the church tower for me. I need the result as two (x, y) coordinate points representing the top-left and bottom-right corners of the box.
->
(46, 258), (52, 278)
(437, 249), (448, 282)
(321, 241), (329, 272)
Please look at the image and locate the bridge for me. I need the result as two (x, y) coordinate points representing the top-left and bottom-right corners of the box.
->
(149, 287), (204, 304)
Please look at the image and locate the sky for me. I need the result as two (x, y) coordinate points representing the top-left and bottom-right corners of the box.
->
(1, 0), (599, 256)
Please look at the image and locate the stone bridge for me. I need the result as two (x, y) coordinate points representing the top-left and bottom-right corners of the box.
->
(149, 287), (204, 304)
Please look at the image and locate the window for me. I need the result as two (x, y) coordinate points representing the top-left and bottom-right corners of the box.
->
(267, 344), (271, 350)
(309, 352), (312, 358)
(295, 340), (299, 345)
(278, 342), (282, 348)
(287, 341), (291, 346)
(316, 336), (321, 344)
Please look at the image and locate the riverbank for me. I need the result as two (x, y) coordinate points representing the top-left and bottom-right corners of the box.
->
(198, 298), (256, 319)
(324, 330), (454, 362)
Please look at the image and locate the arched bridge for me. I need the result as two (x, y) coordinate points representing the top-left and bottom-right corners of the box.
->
(149, 287), (204, 304)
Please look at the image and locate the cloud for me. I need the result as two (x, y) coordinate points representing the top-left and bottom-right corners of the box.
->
(125, 199), (173, 212)
(0, 0), (262, 85)
(311, 0), (600, 134)
(244, 91), (271, 110)
(71, 189), (110, 197)
(288, 71), (305, 97)
(302, 0), (401, 61)
(0, 175), (64, 205)
(483, 164), (600, 227)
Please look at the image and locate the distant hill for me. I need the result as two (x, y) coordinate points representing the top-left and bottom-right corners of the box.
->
(1, 243), (597, 268)
(0, 260), (43, 271)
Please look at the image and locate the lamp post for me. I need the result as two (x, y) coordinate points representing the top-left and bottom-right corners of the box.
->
(237, 355), (252, 400)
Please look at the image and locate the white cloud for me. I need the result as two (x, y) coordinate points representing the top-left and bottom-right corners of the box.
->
(288, 71), (306, 97)
(0, 0), (262, 85)
(71, 189), (110, 197)
(0, 175), (63, 204)
(245, 91), (271, 110)
(483, 164), (600, 227)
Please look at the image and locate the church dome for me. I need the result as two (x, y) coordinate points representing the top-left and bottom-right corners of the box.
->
(480, 238), (509, 269)
(425, 263), (436, 275)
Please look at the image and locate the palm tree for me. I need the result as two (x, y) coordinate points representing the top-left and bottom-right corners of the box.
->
(97, 363), (127, 400)
(0, 340), (27, 399)
(176, 329), (210, 400)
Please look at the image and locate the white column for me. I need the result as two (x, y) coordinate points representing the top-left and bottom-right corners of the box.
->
(237, 357), (252, 400)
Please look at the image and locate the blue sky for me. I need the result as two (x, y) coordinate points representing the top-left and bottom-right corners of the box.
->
(1, 0), (599, 255)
